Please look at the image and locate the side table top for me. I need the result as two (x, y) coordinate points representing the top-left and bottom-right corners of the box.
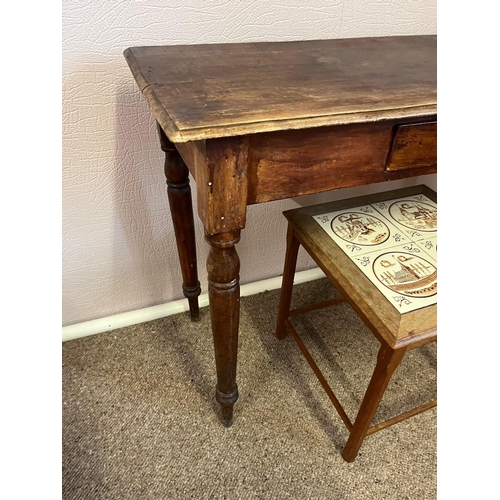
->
(283, 185), (437, 344)
(124, 35), (436, 142)
(312, 190), (437, 315)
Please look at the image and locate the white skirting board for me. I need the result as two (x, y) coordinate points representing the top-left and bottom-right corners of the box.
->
(62, 268), (326, 342)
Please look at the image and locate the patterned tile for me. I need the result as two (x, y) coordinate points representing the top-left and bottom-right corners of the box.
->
(414, 236), (437, 263)
(371, 194), (437, 242)
(313, 194), (437, 314)
(312, 204), (410, 257)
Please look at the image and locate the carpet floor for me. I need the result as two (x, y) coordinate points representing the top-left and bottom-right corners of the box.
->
(63, 278), (436, 499)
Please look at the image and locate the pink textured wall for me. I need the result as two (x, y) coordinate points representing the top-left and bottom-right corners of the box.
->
(62, 0), (436, 326)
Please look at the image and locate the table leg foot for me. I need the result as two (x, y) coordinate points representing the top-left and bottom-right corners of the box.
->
(183, 282), (201, 322)
(217, 387), (239, 427)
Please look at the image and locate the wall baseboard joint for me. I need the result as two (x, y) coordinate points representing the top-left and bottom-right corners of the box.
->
(62, 267), (325, 342)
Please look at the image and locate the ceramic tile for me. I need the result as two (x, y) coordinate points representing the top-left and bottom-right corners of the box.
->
(350, 243), (437, 313)
(371, 194), (437, 241)
(414, 236), (437, 263)
(313, 194), (437, 314)
(312, 204), (411, 257)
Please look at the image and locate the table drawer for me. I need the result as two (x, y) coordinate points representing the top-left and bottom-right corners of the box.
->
(386, 122), (437, 171)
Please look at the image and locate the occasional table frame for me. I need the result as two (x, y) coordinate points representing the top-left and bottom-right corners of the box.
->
(276, 185), (437, 461)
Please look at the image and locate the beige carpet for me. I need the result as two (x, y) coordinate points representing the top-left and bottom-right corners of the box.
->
(62, 278), (436, 499)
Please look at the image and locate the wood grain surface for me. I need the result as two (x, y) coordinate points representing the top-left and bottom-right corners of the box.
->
(386, 121), (437, 171)
(124, 36), (437, 142)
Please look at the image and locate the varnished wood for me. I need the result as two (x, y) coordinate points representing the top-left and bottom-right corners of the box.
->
(124, 37), (437, 427)
(168, 119), (437, 206)
(386, 121), (437, 171)
(247, 119), (437, 204)
(365, 400), (437, 437)
(157, 124), (201, 321)
(124, 36), (436, 142)
(342, 344), (408, 462)
(283, 305), (436, 458)
(288, 298), (347, 317)
(393, 326), (437, 351)
(199, 137), (249, 235)
(283, 185), (437, 346)
(275, 185), (437, 462)
(280, 297), (436, 461)
(174, 140), (203, 179)
(205, 230), (241, 426)
(275, 224), (300, 340)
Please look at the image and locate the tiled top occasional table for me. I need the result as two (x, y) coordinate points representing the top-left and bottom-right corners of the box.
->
(275, 185), (437, 462)
(124, 36), (437, 426)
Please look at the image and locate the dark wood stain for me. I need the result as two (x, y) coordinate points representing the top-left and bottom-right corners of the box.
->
(276, 185), (437, 462)
(386, 121), (437, 171)
(125, 36), (437, 428)
(124, 36), (436, 142)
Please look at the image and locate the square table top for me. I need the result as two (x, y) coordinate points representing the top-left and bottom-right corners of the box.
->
(124, 35), (436, 142)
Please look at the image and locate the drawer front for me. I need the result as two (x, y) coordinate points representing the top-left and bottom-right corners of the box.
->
(386, 121), (437, 171)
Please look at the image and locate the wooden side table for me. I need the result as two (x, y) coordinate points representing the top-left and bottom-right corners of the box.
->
(123, 36), (437, 426)
(276, 185), (437, 461)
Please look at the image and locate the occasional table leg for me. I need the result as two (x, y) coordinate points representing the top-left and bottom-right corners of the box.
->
(342, 343), (406, 462)
(157, 123), (201, 321)
(205, 230), (241, 426)
(276, 224), (300, 340)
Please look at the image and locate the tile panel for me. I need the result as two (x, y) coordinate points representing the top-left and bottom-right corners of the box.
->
(313, 194), (437, 314)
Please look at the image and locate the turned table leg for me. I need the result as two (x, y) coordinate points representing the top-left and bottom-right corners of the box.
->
(205, 230), (241, 426)
(157, 123), (201, 321)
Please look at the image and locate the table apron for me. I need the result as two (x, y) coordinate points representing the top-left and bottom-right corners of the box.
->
(175, 118), (437, 233)
(246, 119), (437, 204)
